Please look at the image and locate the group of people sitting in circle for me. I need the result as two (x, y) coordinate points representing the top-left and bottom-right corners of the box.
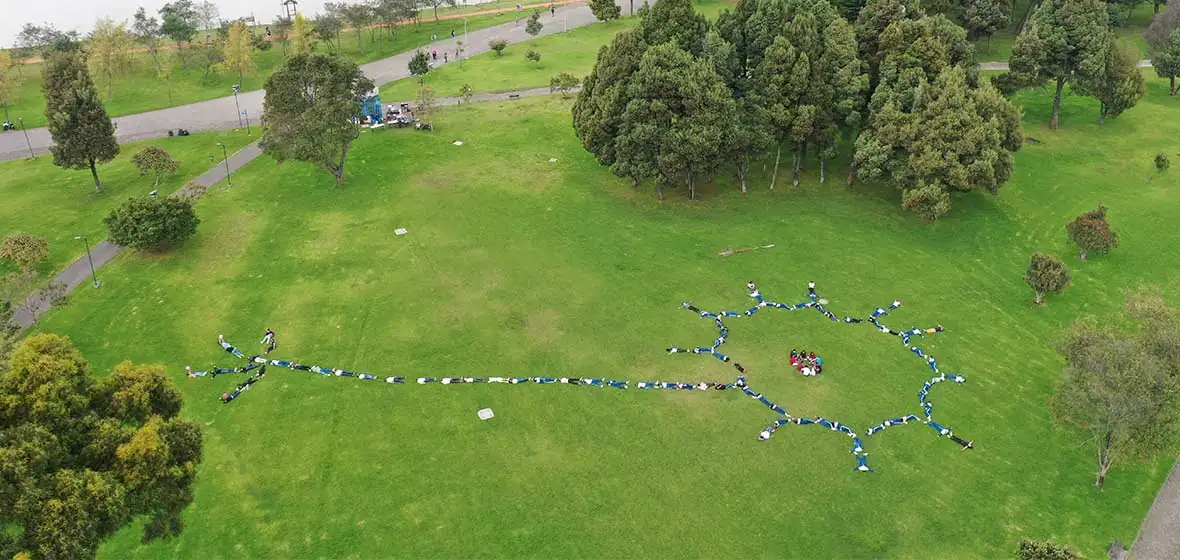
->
(789, 349), (823, 376)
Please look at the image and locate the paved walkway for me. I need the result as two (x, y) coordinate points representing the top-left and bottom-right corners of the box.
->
(1131, 458), (1180, 559)
(12, 141), (263, 329)
(0, 1), (614, 161)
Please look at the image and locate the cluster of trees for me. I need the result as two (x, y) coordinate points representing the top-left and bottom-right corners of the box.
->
(1023, 205), (1119, 304)
(573, 0), (1022, 220)
(997, 0), (1145, 128)
(0, 333), (203, 558)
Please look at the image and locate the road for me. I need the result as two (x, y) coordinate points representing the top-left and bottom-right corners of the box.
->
(0, 1), (614, 161)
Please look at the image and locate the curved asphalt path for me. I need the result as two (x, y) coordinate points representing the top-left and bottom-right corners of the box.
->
(0, 1), (618, 161)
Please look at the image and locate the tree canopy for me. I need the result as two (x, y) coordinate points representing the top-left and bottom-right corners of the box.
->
(218, 21), (257, 85)
(0, 233), (49, 272)
(589, 0), (623, 22)
(1051, 291), (1180, 487)
(42, 50), (120, 192)
(105, 196), (200, 251)
(1145, 6), (1180, 95)
(0, 334), (203, 558)
(88, 18), (136, 101)
(261, 53), (375, 184)
(1024, 252), (1070, 304)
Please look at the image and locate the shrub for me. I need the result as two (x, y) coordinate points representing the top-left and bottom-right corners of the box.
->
(105, 197), (200, 252)
(1065, 205), (1119, 260)
(489, 39), (508, 56)
(459, 84), (474, 104)
(1155, 152), (1170, 172)
(1025, 252), (1070, 305)
(0, 233), (49, 271)
(526, 49), (541, 64)
(1017, 538), (1079, 560)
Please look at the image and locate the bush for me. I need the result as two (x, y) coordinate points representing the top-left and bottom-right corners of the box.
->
(1155, 152), (1170, 172)
(489, 39), (508, 56)
(549, 72), (580, 98)
(1065, 205), (1119, 260)
(105, 197), (200, 252)
(459, 84), (474, 104)
(1017, 538), (1079, 560)
(0, 233), (49, 271)
(1025, 252), (1070, 305)
(526, 49), (541, 64)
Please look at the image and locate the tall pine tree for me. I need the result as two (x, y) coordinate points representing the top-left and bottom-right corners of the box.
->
(42, 50), (120, 191)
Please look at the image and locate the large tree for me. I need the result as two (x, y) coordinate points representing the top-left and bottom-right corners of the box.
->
(1145, 6), (1180, 95)
(261, 53), (375, 184)
(613, 42), (737, 200)
(89, 18), (136, 101)
(0, 334), (203, 558)
(1051, 293), (1180, 488)
(42, 51), (120, 192)
(639, 0), (709, 56)
(1002, 0), (1109, 129)
(159, 0), (198, 68)
(573, 28), (649, 184)
(1076, 39), (1144, 124)
(132, 7), (164, 73)
(217, 21), (256, 85)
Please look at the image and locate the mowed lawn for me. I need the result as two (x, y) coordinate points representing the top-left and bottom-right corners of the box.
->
(975, 1), (1157, 61)
(383, 0), (729, 101)
(0, 129), (254, 278)
(29, 81), (1180, 558)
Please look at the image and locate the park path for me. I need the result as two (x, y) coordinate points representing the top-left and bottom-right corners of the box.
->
(1130, 458), (1180, 559)
(12, 141), (263, 330)
(0, 0), (618, 162)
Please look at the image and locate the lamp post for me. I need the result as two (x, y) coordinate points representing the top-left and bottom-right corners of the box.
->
(74, 235), (100, 288)
(18, 118), (34, 159)
(217, 142), (232, 187)
(242, 109), (251, 135)
(232, 84), (244, 128)
(464, 17), (468, 59)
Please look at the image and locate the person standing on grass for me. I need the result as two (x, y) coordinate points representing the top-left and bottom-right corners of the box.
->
(261, 328), (277, 354)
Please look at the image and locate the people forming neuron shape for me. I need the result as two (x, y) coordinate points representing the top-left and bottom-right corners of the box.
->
(667, 281), (973, 471)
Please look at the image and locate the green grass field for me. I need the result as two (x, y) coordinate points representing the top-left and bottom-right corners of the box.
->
(383, 0), (729, 101)
(24, 71), (1180, 557)
(0, 129), (254, 279)
(3, 9), (529, 129)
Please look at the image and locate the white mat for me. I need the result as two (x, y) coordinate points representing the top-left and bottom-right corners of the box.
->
(478, 408), (495, 420)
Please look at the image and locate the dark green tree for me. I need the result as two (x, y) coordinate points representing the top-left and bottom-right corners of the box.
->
(751, 35), (812, 190)
(639, 0), (709, 55)
(589, 0), (622, 22)
(1024, 252), (1070, 304)
(42, 51), (120, 192)
(704, 27), (772, 192)
(0, 334), (203, 558)
(1076, 39), (1144, 124)
(1052, 292), (1180, 487)
(1003, 0), (1108, 129)
(409, 49), (430, 85)
(1066, 205), (1119, 260)
(261, 53), (375, 184)
(1018, 539), (1080, 560)
(613, 42), (737, 200)
(105, 196), (200, 252)
(159, 0), (198, 68)
(854, 0), (924, 91)
(1145, 7), (1180, 95)
(526, 10), (544, 37)
(572, 29), (649, 184)
(526, 49), (542, 64)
